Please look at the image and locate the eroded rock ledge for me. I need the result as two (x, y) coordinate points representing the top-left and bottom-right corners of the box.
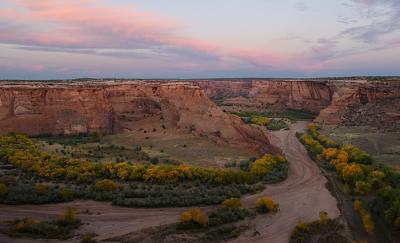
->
(0, 80), (279, 154)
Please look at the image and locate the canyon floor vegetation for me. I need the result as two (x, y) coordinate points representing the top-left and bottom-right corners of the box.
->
(298, 123), (400, 243)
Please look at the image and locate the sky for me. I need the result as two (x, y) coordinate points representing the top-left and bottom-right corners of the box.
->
(0, 0), (399, 79)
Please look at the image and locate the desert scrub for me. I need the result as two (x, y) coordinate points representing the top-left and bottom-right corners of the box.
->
(298, 123), (400, 234)
(208, 207), (254, 227)
(0, 183), (74, 204)
(289, 213), (348, 243)
(94, 179), (119, 192)
(221, 198), (241, 208)
(266, 119), (288, 131)
(112, 182), (263, 208)
(0, 134), (289, 185)
(0, 183), (8, 198)
(255, 196), (279, 213)
(35, 132), (100, 145)
(179, 208), (208, 229)
(249, 154), (289, 183)
(4, 208), (80, 240)
(354, 200), (375, 234)
(1, 181), (263, 207)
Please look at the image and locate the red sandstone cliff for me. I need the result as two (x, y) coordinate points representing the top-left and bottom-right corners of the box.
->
(1, 78), (398, 149)
(0, 81), (279, 153)
(195, 79), (400, 130)
(195, 80), (332, 113)
(315, 80), (400, 130)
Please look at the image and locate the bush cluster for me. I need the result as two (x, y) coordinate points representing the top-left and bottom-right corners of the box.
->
(249, 154), (289, 183)
(94, 179), (119, 192)
(0, 134), (291, 188)
(179, 208), (208, 229)
(249, 115), (269, 126)
(0, 134), (271, 185)
(266, 119), (289, 131)
(289, 212), (347, 243)
(0, 183), (74, 204)
(298, 123), (400, 228)
(255, 196), (279, 213)
(354, 200), (375, 234)
(112, 183), (262, 208)
(208, 207), (253, 227)
(6, 208), (80, 239)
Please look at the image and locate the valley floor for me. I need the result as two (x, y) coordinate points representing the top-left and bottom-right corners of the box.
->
(0, 122), (340, 243)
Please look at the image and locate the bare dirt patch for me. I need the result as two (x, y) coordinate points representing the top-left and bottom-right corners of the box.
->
(321, 126), (400, 170)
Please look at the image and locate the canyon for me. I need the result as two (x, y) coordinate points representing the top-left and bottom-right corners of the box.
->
(194, 79), (400, 130)
(0, 78), (399, 154)
(0, 81), (278, 154)
(0, 78), (399, 243)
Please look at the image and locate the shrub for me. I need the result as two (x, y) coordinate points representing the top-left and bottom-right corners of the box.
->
(354, 200), (374, 234)
(319, 211), (329, 224)
(10, 211), (80, 240)
(208, 207), (253, 226)
(256, 196), (279, 213)
(322, 148), (338, 161)
(290, 216), (346, 243)
(316, 134), (337, 148)
(368, 170), (385, 187)
(221, 198), (241, 208)
(35, 183), (48, 195)
(342, 145), (373, 165)
(340, 164), (364, 183)
(80, 234), (97, 243)
(266, 119), (288, 131)
(61, 208), (78, 224)
(250, 154), (288, 179)
(250, 115), (269, 126)
(0, 175), (16, 186)
(94, 179), (119, 192)
(59, 187), (73, 201)
(179, 208), (208, 228)
(299, 134), (324, 157)
(354, 181), (371, 195)
(0, 183), (8, 198)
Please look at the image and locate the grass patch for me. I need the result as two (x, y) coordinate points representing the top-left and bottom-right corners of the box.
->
(33, 132), (100, 146)
(232, 109), (317, 121)
(266, 119), (289, 131)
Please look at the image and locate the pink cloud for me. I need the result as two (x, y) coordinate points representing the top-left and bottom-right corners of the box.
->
(0, 0), (310, 73)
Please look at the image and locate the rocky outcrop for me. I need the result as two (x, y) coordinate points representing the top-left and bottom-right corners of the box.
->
(194, 79), (400, 130)
(315, 80), (400, 130)
(195, 80), (332, 113)
(0, 81), (279, 153)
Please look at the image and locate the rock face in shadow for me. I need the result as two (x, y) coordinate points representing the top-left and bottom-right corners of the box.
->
(0, 81), (279, 154)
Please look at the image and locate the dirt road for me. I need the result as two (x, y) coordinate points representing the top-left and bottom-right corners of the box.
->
(234, 121), (340, 242)
(0, 121), (339, 243)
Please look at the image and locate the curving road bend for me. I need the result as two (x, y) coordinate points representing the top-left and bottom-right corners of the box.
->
(0, 121), (339, 243)
(235, 121), (340, 243)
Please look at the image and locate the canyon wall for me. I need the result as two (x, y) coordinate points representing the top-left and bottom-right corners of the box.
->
(195, 80), (333, 113)
(0, 78), (398, 149)
(0, 81), (279, 153)
(316, 80), (400, 131)
(194, 79), (400, 130)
